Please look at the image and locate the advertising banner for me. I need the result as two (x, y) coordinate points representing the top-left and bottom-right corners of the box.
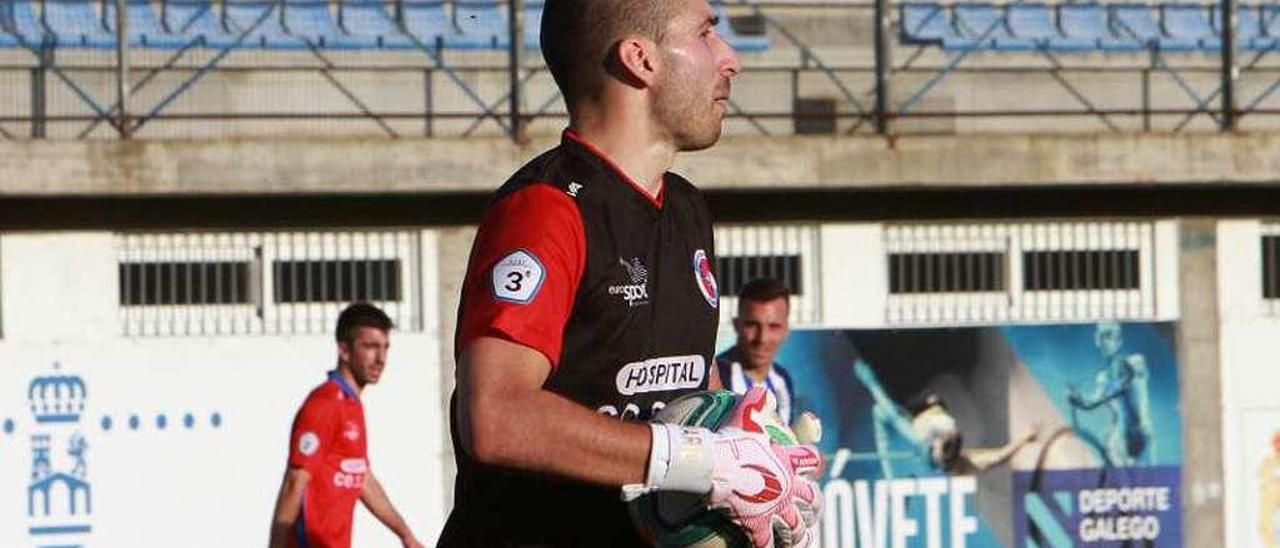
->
(747, 322), (1183, 547)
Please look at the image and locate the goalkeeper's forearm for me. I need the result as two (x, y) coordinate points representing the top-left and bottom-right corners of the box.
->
(458, 384), (652, 485)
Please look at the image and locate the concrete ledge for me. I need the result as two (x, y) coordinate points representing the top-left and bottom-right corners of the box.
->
(3, 133), (1280, 196)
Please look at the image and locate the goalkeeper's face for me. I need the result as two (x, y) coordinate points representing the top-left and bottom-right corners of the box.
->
(339, 326), (390, 388)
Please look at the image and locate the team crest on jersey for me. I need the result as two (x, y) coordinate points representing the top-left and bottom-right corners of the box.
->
(299, 432), (320, 456)
(608, 257), (650, 307)
(692, 249), (718, 309)
(343, 421), (361, 441)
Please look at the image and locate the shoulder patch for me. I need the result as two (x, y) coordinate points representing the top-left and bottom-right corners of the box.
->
(298, 432), (320, 456)
(492, 249), (546, 304)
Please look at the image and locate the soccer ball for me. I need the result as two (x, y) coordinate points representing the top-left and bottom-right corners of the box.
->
(628, 390), (815, 548)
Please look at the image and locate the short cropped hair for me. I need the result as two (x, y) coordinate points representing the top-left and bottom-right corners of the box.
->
(737, 277), (791, 307)
(335, 302), (393, 342)
(540, 0), (680, 109)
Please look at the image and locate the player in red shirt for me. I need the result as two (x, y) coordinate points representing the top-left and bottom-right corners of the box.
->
(268, 303), (425, 548)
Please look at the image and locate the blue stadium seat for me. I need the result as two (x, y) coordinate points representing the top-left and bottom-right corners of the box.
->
(3, 0), (48, 46)
(338, 0), (415, 49)
(222, 1), (302, 49)
(0, 0), (17, 47)
(283, 0), (370, 48)
(1258, 5), (1280, 51)
(522, 0), (541, 50)
(1161, 4), (1216, 50)
(163, 0), (237, 48)
(1212, 5), (1268, 50)
(1005, 4), (1062, 50)
(44, 0), (116, 48)
(1109, 4), (1162, 50)
(952, 4), (1020, 50)
(401, 1), (484, 49)
(714, 5), (769, 52)
(900, 3), (952, 45)
(1060, 3), (1141, 52)
(454, 0), (503, 48)
(103, 0), (188, 48)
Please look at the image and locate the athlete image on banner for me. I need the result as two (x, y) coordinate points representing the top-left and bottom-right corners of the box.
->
(1004, 322), (1182, 548)
(733, 321), (1184, 548)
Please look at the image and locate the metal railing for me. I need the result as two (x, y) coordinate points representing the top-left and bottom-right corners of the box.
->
(2, 0), (1278, 139)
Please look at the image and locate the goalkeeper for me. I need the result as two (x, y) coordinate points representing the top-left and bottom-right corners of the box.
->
(438, 0), (820, 546)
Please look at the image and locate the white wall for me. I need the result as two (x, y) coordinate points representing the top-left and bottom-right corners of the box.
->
(0, 232), (449, 547)
(1219, 220), (1280, 548)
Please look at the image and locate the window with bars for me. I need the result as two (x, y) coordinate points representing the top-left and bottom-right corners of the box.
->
(1022, 250), (1140, 291)
(715, 255), (803, 296)
(116, 230), (422, 337)
(884, 222), (1159, 325)
(119, 261), (254, 305)
(888, 252), (1004, 294)
(273, 259), (402, 303)
(1262, 235), (1280, 299)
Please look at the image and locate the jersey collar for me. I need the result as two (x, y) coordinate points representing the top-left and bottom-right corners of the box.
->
(328, 370), (361, 400)
(562, 129), (666, 209)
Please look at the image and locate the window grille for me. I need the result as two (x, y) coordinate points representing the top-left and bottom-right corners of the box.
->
(885, 222), (1157, 325)
(714, 224), (821, 327)
(117, 230), (423, 337)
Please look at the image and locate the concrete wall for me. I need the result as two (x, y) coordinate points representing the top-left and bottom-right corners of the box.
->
(2, 132), (1280, 197)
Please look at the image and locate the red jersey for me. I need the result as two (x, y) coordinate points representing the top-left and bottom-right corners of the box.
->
(287, 371), (368, 548)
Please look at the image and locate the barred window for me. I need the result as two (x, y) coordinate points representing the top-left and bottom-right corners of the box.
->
(1022, 250), (1140, 291)
(888, 252), (1004, 294)
(119, 261), (253, 305)
(1262, 235), (1280, 299)
(273, 259), (402, 303)
(716, 254), (803, 296)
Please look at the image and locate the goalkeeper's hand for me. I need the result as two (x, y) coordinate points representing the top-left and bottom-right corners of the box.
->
(625, 387), (824, 548)
(708, 426), (822, 548)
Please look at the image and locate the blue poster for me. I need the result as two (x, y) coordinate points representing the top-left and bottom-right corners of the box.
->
(738, 321), (1183, 547)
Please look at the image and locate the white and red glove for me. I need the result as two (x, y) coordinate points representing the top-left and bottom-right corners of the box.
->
(624, 387), (824, 548)
(708, 425), (822, 547)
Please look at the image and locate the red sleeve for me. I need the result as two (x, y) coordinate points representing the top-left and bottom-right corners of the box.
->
(287, 395), (337, 470)
(456, 184), (586, 368)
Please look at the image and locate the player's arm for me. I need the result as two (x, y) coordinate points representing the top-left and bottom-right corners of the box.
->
(359, 472), (424, 548)
(267, 467), (310, 548)
(1077, 368), (1134, 409)
(457, 336), (652, 486)
(961, 427), (1039, 471)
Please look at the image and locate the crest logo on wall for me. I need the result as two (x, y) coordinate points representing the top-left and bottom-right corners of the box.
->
(27, 364), (93, 546)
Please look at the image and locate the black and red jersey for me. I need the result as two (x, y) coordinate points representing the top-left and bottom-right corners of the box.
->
(440, 130), (720, 546)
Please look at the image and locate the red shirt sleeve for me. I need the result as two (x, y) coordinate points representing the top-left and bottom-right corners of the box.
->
(288, 394), (337, 470)
(456, 184), (586, 368)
